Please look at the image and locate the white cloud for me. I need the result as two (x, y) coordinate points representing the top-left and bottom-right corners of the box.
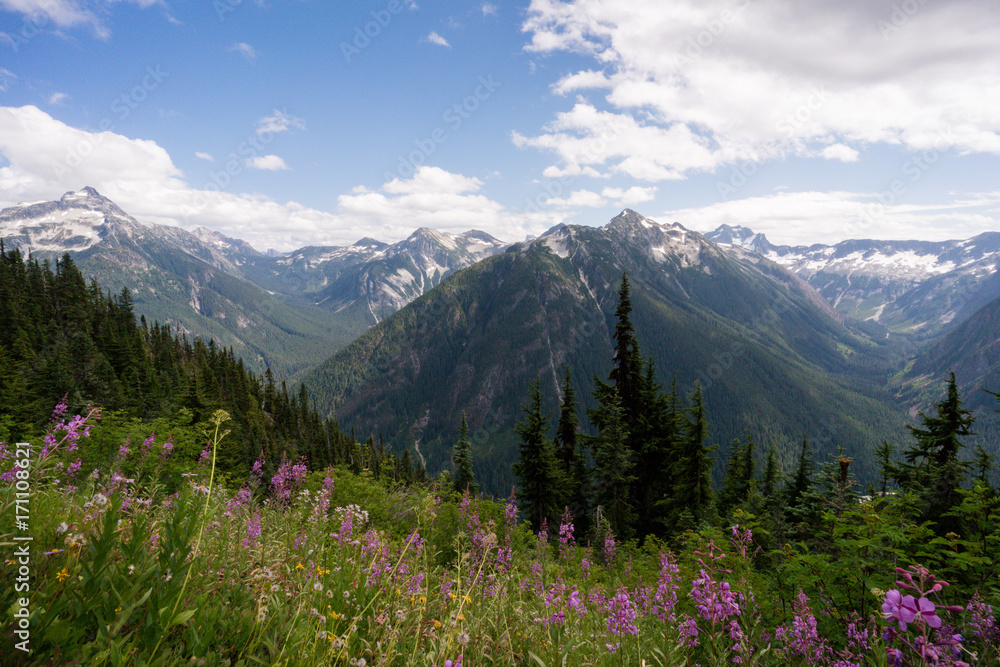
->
(663, 190), (1000, 246)
(245, 155), (289, 171)
(0, 67), (15, 92)
(821, 143), (860, 162)
(481, 3), (497, 17)
(0, 0), (108, 38)
(256, 110), (305, 135)
(424, 31), (450, 48)
(230, 42), (256, 61)
(195, 151), (214, 162)
(542, 185), (658, 209)
(520, 0), (1000, 179)
(47, 92), (68, 106)
(0, 106), (560, 251)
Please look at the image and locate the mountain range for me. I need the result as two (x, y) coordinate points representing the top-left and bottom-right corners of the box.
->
(3, 189), (997, 490)
(0, 188), (506, 378)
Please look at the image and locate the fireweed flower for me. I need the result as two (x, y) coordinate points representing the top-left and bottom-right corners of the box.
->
(606, 590), (639, 637)
(882, 590), (918, 631)
(243, 513), (262, 548)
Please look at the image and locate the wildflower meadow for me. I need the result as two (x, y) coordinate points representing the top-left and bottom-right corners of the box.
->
(2, 400), (998, 666)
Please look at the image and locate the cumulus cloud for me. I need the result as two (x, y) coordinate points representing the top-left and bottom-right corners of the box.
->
(519, 0), (1000, 179)
(0, 0), (108, 38)
(663, 190), (1000, 246)
(194, 151), (214, 161)
(0, 106), (559, 251)
(245, 154), (289, 171)
(256, 110), (305, 135)
(821, 144), (860, 162)
(230, 42), (256, 61)
(424, 31), (450, 47)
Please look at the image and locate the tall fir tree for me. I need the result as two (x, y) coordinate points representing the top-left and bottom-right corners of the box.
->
(452, 412), (478, 496)
(608, 272), (643, 428)
(895, 372), (975, 531)
(587, 386), (636, 540)
(513, 379), (564, 532)
(666, 382), (714, 532)
(554, 367), (589, 533)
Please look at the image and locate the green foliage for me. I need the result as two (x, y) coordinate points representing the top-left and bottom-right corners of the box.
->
(451, 413), (478, 497)
(513, 379), (565, 532)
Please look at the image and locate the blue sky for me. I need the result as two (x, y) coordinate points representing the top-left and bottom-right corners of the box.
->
(1, 0), (999, 251)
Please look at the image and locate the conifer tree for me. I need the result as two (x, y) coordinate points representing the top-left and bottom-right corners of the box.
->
(895, 372), (975, 530)
(554, 367), (589, 532)
(760, 444), (780, 503)
(452, 412), (478, 496)
(587, 386), (636, 540)
(513, 379), (564, 532)
(608, 272), (643, 428)
(666, 383), (714, 531)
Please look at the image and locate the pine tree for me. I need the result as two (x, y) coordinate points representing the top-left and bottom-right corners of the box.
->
(760, 444), (780, 503)
(608, 272), (643, 428)
(719, 435), (756, 517)
(554, 367), (589, 532)
(895, 372), (975, 530)
(452, 412), (478, 496)
(587, 386), (636, 540)
(513, 379), (564, 532)
(666, 383), (714, 531)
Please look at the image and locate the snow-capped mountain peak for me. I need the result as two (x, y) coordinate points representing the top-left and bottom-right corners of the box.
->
(0, 187), (147, 253)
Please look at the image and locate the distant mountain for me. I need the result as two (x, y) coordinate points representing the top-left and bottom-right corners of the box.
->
(707, 226), (1000, 337)
(0, 188), (508, 380)
(0, 188), (358, 378)
(304, 210), (910, 495)
(904, 295), (1000, 409)
(240, 228), (508, 325)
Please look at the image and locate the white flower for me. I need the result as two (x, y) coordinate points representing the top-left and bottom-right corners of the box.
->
(317, 630), (327, 640)
(56, 522), (69, 534)
(457, 630), (470, 646)
(164, 569), (172, 582)
(313, 581), (324, 592)
(93, 493), (109, 507)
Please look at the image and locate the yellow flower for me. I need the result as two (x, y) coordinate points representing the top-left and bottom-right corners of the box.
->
(449, 592), (456, 601)
(457, 613), (465, 622)
(419, 596), (427, 604)
(433, 619), (442, 629)
(56, 568), (69, 582)
(330, 611), (341, 620)
(395, 588), (401, 595)
(463, 595), (471, 604)
(295, 563), (305, 570)
(410, 596), (415, 604)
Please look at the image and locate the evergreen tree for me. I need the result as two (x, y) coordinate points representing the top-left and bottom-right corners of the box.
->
(894, 372), (974, 530)
(587, 386), (636, 540)
(666, 383), (714, 531)
(632, 363), (679, 538)
(513, 379), (564, 532)
(760, 444), (780, 504)
(785, 436), (816, 510)
(452, 412), (478, 496)
(608, 272), (643, 428)
(874, 440), (896, 497)
(719, 435), (756, 517)
(554, 367), (589, 533)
